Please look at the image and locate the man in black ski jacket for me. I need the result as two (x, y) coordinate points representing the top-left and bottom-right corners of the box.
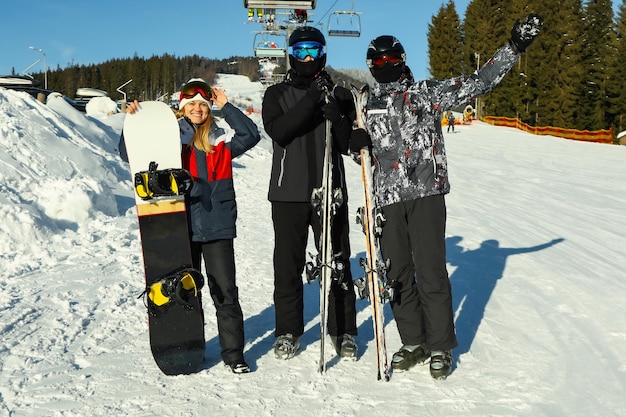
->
(349, 15), (544, 379)
(262, 26), (358, 360)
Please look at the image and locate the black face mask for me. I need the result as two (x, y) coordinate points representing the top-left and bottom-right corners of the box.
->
(371, 63), (406, 83)
(289, 55), (326, 78)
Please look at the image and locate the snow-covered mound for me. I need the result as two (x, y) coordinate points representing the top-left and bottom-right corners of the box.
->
(0, 88), (128, 276)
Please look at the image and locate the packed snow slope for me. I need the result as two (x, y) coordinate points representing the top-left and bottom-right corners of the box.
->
(0, 75), (625, 417)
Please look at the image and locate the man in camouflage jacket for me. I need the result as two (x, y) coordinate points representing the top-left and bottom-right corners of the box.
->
(350, 15), (543, 379)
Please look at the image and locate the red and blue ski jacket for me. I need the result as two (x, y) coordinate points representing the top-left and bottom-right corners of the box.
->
(181, 102), (260, 242)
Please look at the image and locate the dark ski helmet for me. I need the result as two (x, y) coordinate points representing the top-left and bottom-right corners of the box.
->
(366, 35), (407, 83)
(289, 26), (326, 46)
(366, 35), (406, 62)
(289, 26), (327, 78)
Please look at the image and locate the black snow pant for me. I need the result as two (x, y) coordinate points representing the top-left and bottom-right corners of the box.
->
(271, 201), (357, 338)
(191, 239), (245, 365)
(379, 195), (457, 351)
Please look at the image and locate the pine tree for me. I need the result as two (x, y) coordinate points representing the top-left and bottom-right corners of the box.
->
(579, 0), (616, 131)
(428, 0), (464, 79)
(606, 1), (626, 138)
(462, 0), (513, 118)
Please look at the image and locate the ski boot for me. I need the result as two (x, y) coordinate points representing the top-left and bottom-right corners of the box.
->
(391, 344), (430, 372)
(330, 334), (358, 359)
(430, 350), (453, 379)
(273, 334), (301, 360)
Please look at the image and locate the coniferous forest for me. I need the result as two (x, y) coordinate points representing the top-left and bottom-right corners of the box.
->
(428, 0), (626, 140)
(21, 0), (626, 141)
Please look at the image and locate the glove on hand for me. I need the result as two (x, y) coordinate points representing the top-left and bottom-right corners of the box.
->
(322, 99), (344, 125)
(509, 14), (543, 53)
(349, 128), (372, 153)
(306, 71), (334, 103)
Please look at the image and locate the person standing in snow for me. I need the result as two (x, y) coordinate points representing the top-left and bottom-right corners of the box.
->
(349, 15), (543, 379)
(262, 26), (358, 360)
(120, 79), (261, 374)
(447, 111), (456, 133)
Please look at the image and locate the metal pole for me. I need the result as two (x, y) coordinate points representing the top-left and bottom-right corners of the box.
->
(474, 52), (480, 120)
(29, 46), (47, 89)
(117, 79), (133, 112)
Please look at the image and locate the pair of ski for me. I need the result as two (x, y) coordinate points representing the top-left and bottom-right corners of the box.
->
(351, 84), (391, 381)
(309, 85), (390, 380)
(307, 101), (343, 375)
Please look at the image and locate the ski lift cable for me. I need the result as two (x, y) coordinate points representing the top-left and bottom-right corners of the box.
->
(314, 0), (339, 30)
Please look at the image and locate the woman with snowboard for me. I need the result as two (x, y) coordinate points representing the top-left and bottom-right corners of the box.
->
(121, 78), (260, 374)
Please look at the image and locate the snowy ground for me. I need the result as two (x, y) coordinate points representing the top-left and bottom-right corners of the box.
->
(0, 74), (625, 417)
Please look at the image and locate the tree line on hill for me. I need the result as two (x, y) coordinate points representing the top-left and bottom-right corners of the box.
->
(18, 0), (626, 141)
(21, 52), (363, 109)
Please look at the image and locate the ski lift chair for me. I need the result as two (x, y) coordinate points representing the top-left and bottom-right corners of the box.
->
(327, 10), (361, 37)
(253, 31), (287, 58)
(244, 1), (316, 10)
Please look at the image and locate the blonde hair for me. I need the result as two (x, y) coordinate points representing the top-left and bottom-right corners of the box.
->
(176, 105), (213, 153)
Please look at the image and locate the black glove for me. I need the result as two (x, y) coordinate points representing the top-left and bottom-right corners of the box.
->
(306, 71), (334, 103)
(349, 128), (372, 153)
(509, 14), (543, 53)
(322, 98), (344, 125)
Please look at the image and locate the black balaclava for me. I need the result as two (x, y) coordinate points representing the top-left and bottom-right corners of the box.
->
(371, 62), (406, 84)
(289, 54), (327, 79)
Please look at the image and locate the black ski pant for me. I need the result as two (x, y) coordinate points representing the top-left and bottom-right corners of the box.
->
(379, 195), (457, 351)
(191, 239), (245, 365)
(271, 201), (357, 338)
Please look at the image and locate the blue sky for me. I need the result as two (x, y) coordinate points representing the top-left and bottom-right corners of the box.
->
(2, 1), (623, 83)
(2, 0), (479, 82)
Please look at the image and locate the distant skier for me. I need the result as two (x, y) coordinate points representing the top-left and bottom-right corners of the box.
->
(248, 8), (263, 22)
(349, 14), (544, 379)
(447, 111), (455, 133)
(294, 9), (308, 23)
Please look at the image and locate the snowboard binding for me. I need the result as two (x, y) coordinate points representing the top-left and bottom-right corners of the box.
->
(135, 161), (194, 200)
(142, 267), (205, 313)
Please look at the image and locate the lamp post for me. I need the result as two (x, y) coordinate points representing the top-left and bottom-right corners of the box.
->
(474, 52), (480, 120)
(28, 46), (47, 89)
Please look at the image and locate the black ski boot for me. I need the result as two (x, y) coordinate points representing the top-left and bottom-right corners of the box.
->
(429, 350), (453, 379)
(391, 344), (430, 372)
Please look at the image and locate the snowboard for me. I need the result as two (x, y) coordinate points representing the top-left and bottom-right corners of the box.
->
(122, 101), (205, 375)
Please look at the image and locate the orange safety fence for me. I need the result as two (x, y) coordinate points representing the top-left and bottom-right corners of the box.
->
(482, 116), (613, 144)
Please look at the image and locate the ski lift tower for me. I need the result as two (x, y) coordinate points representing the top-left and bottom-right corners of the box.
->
(244, 1), (317, 74)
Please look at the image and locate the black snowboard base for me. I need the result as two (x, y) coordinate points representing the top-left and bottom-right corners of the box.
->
(147, 297), (205, 375)
(138, 199), (206, 376)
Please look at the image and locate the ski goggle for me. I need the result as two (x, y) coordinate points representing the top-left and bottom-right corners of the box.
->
(367, 54), (405, 69)
(290, 41), (325, 60)
(180, 80), (214, 101)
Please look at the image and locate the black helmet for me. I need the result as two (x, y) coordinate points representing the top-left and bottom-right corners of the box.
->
(366, 35), (406, 65)
(366, 36), (408, 83)
(289, 26), (326, 46)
